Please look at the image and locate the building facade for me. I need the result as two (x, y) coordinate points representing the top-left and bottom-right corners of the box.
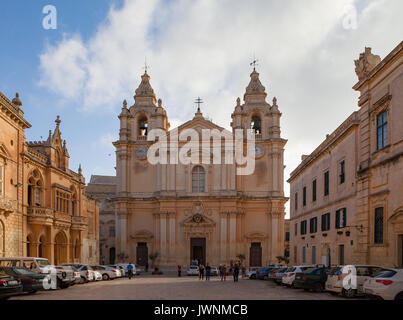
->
(86, 175), (117, 264)
(288, 42), (403, 268)
(113, 69), (288, 267)
(0, 92), (99, 265)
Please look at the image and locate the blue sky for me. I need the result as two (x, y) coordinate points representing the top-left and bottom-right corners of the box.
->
(1, 0), (402, 217)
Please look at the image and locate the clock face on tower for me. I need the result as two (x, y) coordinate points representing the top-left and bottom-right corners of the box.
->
(134, 145), (148, 160)
(249, 144), (264, 159)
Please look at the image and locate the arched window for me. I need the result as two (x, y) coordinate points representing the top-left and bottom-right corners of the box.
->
(28, 170), (43, 207)
(38, 236), (45, 258)
(192, 166), (205, 193)
(138, 116), (148, 137)
(251, 116), (261, 134)
(71, 187), (77, 216)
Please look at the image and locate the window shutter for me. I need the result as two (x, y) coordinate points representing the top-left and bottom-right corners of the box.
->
(343, 209), (347, 228)
(336, 210), (340, 229)
(327, 213), (330, 230)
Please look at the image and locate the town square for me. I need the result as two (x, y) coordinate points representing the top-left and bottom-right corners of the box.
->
(0, 0), (402, 308)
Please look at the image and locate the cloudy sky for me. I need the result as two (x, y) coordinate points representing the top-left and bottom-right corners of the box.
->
(1, 0), (402, 216)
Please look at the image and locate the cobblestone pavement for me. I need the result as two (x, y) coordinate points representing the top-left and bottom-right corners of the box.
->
(11, 272), (352, 300)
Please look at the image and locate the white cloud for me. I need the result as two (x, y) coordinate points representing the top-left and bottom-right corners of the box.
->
(38, 0), (403, 217)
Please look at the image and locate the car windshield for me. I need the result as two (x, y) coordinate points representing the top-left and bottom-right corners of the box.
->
(190, 266), (198, 269)
(375, 270), (396, 278)
(329, 267), (342, 275)
(36, 259), (51, 267)
(14, 268), (36, 275)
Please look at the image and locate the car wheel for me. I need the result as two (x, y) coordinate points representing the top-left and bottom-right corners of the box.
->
(251, 275), (256, 279)
(29, 290), (37, 294)
(394, 292), (403, 301)
(314, 283), (323, 293)
(342, 288), (356, 298)
(291, 282), (296, 289)
(102, 274), (110, 280)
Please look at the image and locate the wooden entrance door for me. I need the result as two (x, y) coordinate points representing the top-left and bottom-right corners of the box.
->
(136, 242), (148, 266)
(190, 238), (206, 265)
(249, 242), (262, 267)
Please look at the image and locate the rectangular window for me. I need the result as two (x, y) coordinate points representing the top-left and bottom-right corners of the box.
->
(321, 213), (331, 231)
(339, 245), (345, 265)
(302, 246), (306, 263)
(339, 160), (345, 184)
(294, 193), (298, 210)
(336, 208), (347, 229)
(303, 187), (307, 206)
(310, 217), (318, 233)
(300, 220), (307, 235)
(377, 111), (388, 150)
(109, 226), (116, 237)
(294, 223), (298, 236)
(312, 179), (316, 202)
(285, 232), (290, 242)
(324, 171), (329, 196)
(0, 163), (4, 197)
(312, 246), (316, 264)
(374, 207), (384, 244)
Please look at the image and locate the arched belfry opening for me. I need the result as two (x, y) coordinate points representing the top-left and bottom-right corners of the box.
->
(138, 116), (148, 137)
(251, 115), (261, 134)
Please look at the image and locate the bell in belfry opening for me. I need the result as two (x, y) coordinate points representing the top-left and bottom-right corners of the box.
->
(139, 119), (148, 136)
(251, 116), (261, 134)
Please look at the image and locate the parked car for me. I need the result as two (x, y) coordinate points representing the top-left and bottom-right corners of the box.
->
(0, 267), (47, 294)
(294, 267), (333, 292)
(54, 266), (75, 288)
(91, 265), (119, 280)
(69, 266), (82, 285)
(256, 267), (276, 280)
(210, 266), (219, 276)
(0, 271), (23, 300)
(282, 265), (315, 287)
(325, 265), (390, 298)
(0, 257), (71, 289)
(246, 269), (258, 279)
(134, 264), (143, 275)
(109, 264), (128, 277)
(363, 269), (403, 300)
(187, 265), (199, 276)
(272, 267), (291, 284)
(62, 264), (95, 283)
(93, 271), (103, 281)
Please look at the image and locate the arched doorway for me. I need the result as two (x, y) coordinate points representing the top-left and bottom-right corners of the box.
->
(38, 236), (45, 258)
(54, 232), (68, 265)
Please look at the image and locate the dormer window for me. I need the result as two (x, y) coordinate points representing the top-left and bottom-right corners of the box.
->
(138, 117), (148, 137)
(251, 116), (261, 134)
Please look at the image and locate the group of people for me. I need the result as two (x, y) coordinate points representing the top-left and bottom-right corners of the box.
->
(177, 261), (244, 282)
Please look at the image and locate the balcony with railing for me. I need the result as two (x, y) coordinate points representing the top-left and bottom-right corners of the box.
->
(27, 206), (54, 225)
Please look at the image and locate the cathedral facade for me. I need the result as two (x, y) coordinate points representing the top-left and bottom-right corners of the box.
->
(113, 69), (287, 267)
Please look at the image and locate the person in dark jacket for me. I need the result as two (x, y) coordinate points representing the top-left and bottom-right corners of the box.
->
(177, 265), (182, 277)
(205, 263), (211, 281)
(233, 263), (240, 282)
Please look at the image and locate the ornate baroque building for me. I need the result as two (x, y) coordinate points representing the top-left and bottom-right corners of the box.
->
(113, 68), (288, 267)
(288, 42), (403, 268)
(0, 92), (99, 265)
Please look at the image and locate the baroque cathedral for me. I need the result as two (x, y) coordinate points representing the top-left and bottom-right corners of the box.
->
(112, 68), (287, 267)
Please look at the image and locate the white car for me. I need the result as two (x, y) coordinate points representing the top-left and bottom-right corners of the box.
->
(363, 269), (403, 300)
(282, 265), (315, 287)
(187, 265), (199, 276)
(91, 265), (119, 280)
(325, 265), (390, 298)
(93, 271), (103, 281)
(63, 264), (95, 283)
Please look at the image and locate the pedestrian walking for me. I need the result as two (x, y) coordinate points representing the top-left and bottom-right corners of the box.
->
(145, 261), (149, 273)
(221, 265), (227, 281)
(233, 263), (240, 282)
(199, 264), (205, 280)
(205, 263), (211, 281)
(241, 265), (246, 279)
(127, 262), (134, 279)
(177, 265), (182, 277)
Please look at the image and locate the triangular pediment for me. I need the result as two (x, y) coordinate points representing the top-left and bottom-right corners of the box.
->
(181, 213), (216, 227)
(0, 142), (12, 160)
(169, 118), (232, 139)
